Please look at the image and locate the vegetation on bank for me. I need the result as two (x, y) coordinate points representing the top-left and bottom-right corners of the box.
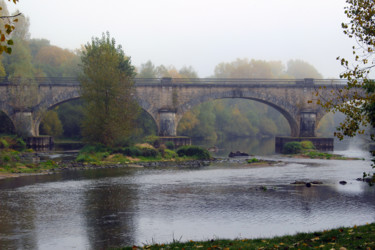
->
(0, 135), (211, 174)
(282, 140), (362, 160)
(121, 223), (375, 250)
(76, 144), (211, 165)
(0, 135), (59, 173)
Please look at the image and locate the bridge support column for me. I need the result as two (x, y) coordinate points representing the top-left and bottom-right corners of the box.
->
(158, 110), (177, 136)
(11, 111), (37, 138)
(299, 111), (316, 137)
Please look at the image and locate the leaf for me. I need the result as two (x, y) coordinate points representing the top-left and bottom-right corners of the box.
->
(7, 39), (13, 45)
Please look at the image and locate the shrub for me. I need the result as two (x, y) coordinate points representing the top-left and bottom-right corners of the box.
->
(176, 146), (211, 160)
(164, 149), (178, 159)
(247, 158), (260, 163)
(115, 146), (142, 157)
(15, 138), (26, 149)
(0, 138), (9, 148)
(300, 140), (315, 150)
(144, 135), (160, 148)
(165, 141), (175, 150)
(283, 141), (302, 154)
(140, 147), (159, 158)
(79, 144), (108, 154)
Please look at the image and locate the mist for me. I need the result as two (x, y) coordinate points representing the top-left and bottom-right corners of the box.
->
(8, 0), (353, 78)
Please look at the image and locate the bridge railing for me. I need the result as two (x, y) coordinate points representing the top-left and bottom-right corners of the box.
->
(0, 77), (350, 86)
(134, 78), (349, 86)
(0, 77), (80, 85)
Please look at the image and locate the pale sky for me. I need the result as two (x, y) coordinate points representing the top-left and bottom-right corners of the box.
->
(9, 0), (354, 78)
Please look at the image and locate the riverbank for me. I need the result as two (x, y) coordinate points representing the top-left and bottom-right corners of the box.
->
(0, 156), (284, 180)
(121, 223), (375, 250)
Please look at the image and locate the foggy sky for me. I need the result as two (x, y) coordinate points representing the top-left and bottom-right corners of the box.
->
(9, 0), (354, 78)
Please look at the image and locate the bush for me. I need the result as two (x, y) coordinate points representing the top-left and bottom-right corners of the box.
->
(283, 141), (302, 154)
(144, 135), (160, 148)
(165, 141), (175, 150)
(0, 138), (9, 148)
(114, 146), (142, 157)
(163, 149), (178, 159)
(140, 147), (159, 158)
(79, 144), (108, 154)
(176, 146), (211, 160)
(300, 140), (315, 150)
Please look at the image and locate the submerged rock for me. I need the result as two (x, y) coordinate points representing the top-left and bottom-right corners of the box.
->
(228, 151), (249, 157)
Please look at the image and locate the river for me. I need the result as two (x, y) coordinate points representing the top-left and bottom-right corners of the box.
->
(0, 137), (374, 249)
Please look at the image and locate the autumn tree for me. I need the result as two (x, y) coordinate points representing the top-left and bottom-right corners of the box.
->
(0, 0), (21, 54)
(80, 32), (139, 146)
(318, 0), (375, 140)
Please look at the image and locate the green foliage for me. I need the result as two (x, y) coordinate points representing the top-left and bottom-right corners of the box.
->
(0, 138), (9, 148)
(79, 144), (108, 154)
(114, 146), (142, 157)
(80, 32), (139, 147)
(56, 99), (83, 139)
(247, 158), (260, 163)
(163, 149), (178, 159)
(144, 135), (160, 148)
(40, 110), (63, 137)
(140, 147), (159, 158)
(300, 140), (315, 150)
(282, 141), (302, 154)
(165, 141), (175, 150)
(176, 145), (211, 160)
(121, 223), (375, 250)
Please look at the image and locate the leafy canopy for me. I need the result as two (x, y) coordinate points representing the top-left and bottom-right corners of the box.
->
(0, 0), (21, 54)
(317, 0), (375, 140)
(80, 32), (139, 147)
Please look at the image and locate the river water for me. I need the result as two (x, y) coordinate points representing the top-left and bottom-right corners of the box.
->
(0, 138), (374, 249)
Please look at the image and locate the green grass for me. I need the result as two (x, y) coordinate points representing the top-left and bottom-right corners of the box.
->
(119, 223), (375, 249)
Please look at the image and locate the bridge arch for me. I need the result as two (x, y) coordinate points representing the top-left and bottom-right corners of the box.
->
(175, 90), (299, 137)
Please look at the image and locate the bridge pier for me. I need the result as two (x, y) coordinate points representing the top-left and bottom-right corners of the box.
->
(158, 109), (177, 136)
(299, 111), (316, 137)
(11, 111), (37, 138)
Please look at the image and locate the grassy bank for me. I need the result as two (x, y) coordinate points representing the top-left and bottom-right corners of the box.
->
(120, 223), (375, 249)
(0, 137), (212, 175)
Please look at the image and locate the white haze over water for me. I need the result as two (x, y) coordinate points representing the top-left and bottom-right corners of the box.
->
(9, 0), (355, 78)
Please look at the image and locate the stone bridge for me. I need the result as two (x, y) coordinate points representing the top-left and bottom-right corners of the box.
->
(0, 77), (347, 138)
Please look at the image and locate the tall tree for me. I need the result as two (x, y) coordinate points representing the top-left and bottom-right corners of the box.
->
(80, 32), (139, 146)
(318, 0), (375, 140)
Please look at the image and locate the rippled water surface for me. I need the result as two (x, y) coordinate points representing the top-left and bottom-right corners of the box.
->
(0, 149), (374, 249)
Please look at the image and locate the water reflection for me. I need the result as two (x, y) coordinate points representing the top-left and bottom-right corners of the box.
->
(83, 173), (138, 249)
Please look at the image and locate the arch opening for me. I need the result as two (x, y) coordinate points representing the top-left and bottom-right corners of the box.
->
(177, 98), (291, 141)
(38, 98), (158, 142)
(0, 110), (15, 135)
(38, 98), (83, 139)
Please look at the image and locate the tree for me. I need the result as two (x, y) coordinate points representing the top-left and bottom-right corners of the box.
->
(318, 0), (375, 140)
(40, 110), (63, 138)
(80, 32), (139, 146)
(0, 0), (21, 54)
(286, 59), (323, 79)
(136, 60), (158, 78)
